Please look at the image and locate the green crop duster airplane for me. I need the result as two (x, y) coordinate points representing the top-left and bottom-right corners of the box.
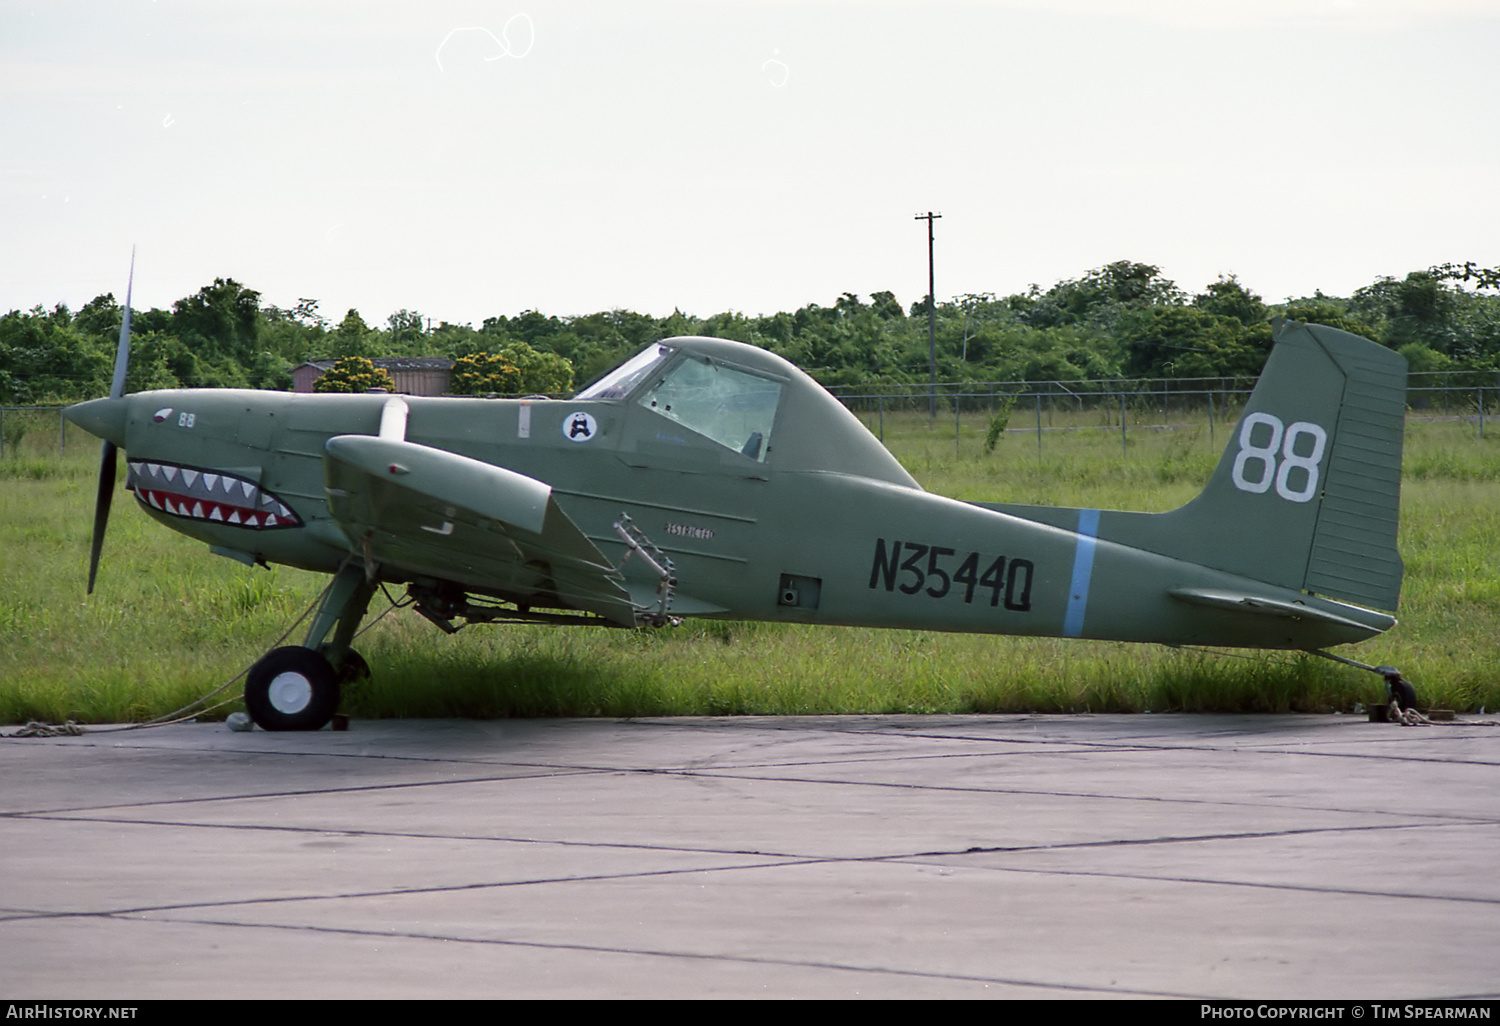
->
(67, 267), (1409, 730)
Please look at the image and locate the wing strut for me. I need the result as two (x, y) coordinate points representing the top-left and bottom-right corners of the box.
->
(613, 514), (679, 627)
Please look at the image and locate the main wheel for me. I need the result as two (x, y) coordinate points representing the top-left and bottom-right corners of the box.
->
(244, 646), (340, 731)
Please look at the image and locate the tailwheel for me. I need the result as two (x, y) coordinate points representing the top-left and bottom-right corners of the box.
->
(245, 646), (340, 731)
(1379, 666), (1418, 711)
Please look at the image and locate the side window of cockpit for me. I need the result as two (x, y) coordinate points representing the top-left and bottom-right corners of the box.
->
(636, 357), (782, 462)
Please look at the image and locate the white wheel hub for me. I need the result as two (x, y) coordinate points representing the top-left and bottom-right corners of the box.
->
(268, 671), (313, 714)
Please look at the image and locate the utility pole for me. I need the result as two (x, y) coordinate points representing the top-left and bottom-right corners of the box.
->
(914, 211), (942, 419)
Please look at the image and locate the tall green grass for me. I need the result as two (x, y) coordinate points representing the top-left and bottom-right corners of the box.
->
(2, 416), (1497, 723)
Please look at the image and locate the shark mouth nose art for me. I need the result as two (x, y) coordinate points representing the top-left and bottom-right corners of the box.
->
(126, 460), (304, 529)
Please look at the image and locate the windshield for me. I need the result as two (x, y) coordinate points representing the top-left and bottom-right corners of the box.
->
(635, 354), (782, 462)
(574, 343), (677, 400)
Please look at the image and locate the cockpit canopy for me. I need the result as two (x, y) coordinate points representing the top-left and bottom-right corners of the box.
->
(577, 341), (781, 462)
(576, 337), (919, 489)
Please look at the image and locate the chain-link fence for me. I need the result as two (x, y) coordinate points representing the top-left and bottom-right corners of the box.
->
(0, 407), (74, 458)
(6, 368), (1497, 458)
(829, 370), (1500, 453)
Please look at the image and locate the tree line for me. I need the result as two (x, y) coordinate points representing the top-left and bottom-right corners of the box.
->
(3, 260), (1498, 405)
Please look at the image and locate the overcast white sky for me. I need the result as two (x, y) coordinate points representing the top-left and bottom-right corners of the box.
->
(4, 0), (1498, 327)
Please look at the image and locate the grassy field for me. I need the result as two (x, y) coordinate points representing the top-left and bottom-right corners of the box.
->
(2, 411), (1498, 723)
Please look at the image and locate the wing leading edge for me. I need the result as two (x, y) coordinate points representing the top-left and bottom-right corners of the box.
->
(322, 435), (638, 626)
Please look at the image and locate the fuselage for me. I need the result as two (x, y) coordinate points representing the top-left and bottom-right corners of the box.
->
(67, 336), (1396, 650)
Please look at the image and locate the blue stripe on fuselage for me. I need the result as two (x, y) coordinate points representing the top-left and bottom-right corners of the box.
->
(1062, 508), (1100, 638)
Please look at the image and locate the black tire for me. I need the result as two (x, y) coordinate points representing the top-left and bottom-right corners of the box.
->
(244, 646), (340, 731)
(1390, 677), (1418, 711)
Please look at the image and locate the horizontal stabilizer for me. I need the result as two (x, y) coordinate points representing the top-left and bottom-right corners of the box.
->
(1167, 587), (1394, 639)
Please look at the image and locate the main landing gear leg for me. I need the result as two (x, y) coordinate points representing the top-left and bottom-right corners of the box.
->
(243, 564), (376, 731)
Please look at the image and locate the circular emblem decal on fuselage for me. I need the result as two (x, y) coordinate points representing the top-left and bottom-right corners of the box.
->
(563, 411), (597, 442)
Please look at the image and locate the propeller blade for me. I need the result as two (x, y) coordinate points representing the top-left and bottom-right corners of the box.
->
(87, 249), (134, 594)
(88, 441), (117, 595)
(110, 248), (134, 399)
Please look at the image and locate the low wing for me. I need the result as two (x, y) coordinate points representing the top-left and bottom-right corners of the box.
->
(322, 435), (638, 626)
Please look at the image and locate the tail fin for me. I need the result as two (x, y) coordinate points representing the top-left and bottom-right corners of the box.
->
(1159, 320), (1407, 611)
(982, 321), (1408, 612)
